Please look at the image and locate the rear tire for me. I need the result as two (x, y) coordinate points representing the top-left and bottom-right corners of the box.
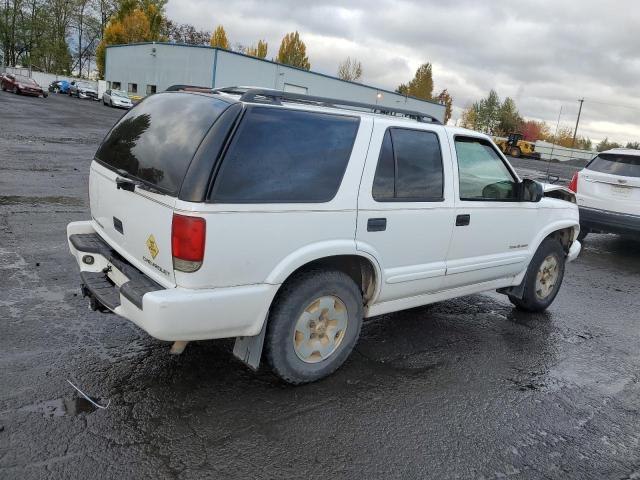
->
(509, 238), (566, 312)
(265, 269), (363, 385)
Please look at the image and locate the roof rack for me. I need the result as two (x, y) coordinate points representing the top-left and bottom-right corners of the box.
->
(212, 86), (442, 124)
(165, 84), (215, 93)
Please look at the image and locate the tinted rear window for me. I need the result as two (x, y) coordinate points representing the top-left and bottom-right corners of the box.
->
(587, 153), (640, 178)
(210, 107), (359, 203)
(95, 93), (229, 194)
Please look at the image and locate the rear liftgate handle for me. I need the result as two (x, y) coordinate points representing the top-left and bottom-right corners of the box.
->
(456, 214), (470, 226)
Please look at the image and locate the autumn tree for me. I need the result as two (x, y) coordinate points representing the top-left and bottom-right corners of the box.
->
(396, 63), (433, 101)
(96, 8), (152, 77)
(275, 31), (310, 70)
(337, 56), (363, 82)
(209, 24), (229, 49)
(460, 104), (478, 130)
(245, 39), (267, 58)
(435, 89), (453, 124)
(521, 120), (550, 142)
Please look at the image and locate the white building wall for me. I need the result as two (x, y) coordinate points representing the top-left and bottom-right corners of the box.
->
(105, 43), (215, 94)
(104, 43), (445, 122)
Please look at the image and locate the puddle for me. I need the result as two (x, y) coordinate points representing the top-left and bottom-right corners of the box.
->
(0, 195), (84, 206)
(20, 396), (98, 417)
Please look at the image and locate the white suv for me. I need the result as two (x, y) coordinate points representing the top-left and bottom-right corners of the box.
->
(67, 87), (581, 384)
(568, 148), (640, 240)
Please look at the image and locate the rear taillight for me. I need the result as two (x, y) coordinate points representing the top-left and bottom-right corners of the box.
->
(171, 214), (206, 272)
(568, 172), (579, 193)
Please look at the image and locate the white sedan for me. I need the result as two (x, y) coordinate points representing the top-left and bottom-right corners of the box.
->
(102, 89), (133, 109)
(569, 148), (640, 240)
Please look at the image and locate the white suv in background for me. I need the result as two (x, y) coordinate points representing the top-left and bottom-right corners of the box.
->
(67, 87), (581, 384)
(569, 148), (640, 240)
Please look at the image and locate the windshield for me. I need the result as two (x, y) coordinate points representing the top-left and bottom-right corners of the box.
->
(78, 82), (93, 89)
(112, 90), (128, 98)
(587, 153), (640, 178)
(95, 93), (230, 195)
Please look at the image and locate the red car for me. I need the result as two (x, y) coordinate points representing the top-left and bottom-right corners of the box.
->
(1, 73), (48, 97)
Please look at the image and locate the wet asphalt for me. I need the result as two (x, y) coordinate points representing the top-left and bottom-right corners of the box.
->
(0, 91), (639, 480)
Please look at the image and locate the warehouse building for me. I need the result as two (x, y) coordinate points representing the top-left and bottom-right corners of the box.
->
(104, 42), (445, 121)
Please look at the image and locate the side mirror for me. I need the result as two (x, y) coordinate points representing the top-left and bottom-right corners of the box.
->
(519, 178), (544, 202)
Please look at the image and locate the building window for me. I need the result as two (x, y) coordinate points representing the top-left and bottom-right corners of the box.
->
(146, 84), (157, 95)
(128, 83), (137, 94)
(107, 81), (111, 89)
(112, 81), (121, 90)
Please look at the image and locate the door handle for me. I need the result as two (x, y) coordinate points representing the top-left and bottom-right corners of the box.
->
(456, 214), (470, 226)
(367, 218), (387, 232)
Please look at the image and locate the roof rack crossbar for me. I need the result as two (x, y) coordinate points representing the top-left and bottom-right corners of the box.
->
(211, 87), (442, 124)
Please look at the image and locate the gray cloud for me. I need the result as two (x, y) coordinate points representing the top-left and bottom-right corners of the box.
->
(167, 0), (640, 144)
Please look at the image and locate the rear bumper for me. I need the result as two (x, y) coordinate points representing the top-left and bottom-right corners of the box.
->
(67, 221), (278, 341)
(579, 206), (640, 235)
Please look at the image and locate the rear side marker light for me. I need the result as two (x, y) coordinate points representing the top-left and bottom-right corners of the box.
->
(568, 172), (579, 193)
(171, 214), (206, 273)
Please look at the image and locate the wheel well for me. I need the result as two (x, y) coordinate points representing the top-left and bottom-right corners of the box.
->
(281, 255), (378, 306)
(546, 227), (574, 253)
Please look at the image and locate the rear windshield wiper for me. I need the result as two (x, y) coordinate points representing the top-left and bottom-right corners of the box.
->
(115, 170), (166, 195)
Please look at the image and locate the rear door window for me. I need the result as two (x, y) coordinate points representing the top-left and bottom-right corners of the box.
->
(95, 93), (230, 195)
(210, 107), (359, 203)
(372, 128), (444, 202)
(587, 153), (640, 178)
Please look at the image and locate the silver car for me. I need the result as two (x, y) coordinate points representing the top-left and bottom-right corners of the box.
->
(102, 89), (133, 109)
(69, 81), (98, 100)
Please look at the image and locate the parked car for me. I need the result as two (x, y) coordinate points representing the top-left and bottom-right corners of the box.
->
(569, 148), (640, 240)
(48, 80), (70, 94)
(69, 80), (98, 100)
(1, 73), (47, 97)
(102, 89), (133, 108)
(67, 88), (581, 384)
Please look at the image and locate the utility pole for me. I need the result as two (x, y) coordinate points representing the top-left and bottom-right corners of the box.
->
(571, 98), (584, 148)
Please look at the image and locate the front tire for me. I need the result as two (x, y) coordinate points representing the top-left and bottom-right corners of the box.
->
(509, 238), (566, 312)
(265, 270), (363, 384)
(510, 146), (522, 158)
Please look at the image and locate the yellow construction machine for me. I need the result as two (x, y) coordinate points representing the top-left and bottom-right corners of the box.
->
(494, 133), (540, 159)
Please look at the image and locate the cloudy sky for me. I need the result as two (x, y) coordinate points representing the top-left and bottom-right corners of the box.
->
(167, 0), (640, 144)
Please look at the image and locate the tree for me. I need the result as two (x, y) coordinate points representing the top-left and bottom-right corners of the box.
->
(521, 120), (550, 142)
(597, 137), (621, 152)
(275, 31), (310, 70)
(96, 8), (152, 77)
(209, 24), (228, 49)
(625, 141), (640, 150)
(496, 97), (522, 135)
(245, 39), (267, 58)
(460, 104), (478, 130)
(164, 19), (209, 45)
(435, 89), (453, 124)
(337, 56), (362, 82)
(396, 63), (433, 101)
(474, 89), (501, 134)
